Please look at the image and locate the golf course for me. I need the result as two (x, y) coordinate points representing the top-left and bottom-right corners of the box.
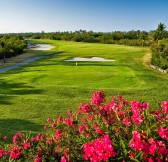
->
(0, 39), (168, 139)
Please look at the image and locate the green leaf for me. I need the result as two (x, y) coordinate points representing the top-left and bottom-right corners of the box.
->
(119, 137), (128, 155)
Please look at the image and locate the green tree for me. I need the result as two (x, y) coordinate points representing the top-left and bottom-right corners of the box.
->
(0, 41), (6, 63)
(0, 35), (27, 62)
(152, 23), (166, 43)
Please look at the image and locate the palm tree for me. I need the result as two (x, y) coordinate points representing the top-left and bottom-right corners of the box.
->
(152, 23), (166, 43)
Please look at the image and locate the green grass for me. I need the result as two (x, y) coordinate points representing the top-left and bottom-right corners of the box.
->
(0, 39), (168, 140)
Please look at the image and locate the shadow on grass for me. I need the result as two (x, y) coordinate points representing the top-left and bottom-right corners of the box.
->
(25, 49), (55, 56)
(0, 51), (64, 74)
(0, 119), (43, 143)
(0, 78), (44, 104)
(60, 61), (124, 67)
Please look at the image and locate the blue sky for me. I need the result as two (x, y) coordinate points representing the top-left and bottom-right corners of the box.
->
(0, 0), (168, 33)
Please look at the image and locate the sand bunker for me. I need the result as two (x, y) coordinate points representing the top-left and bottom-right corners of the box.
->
(64, 57), (115, 62)
(28, 44), (54, 50)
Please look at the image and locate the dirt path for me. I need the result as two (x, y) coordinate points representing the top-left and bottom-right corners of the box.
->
(0, 56), (44, 73)
(0, 44), (55, 74)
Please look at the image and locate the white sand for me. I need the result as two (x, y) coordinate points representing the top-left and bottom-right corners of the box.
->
(64, 57), (115, 62)
(29, 44), (54, 50)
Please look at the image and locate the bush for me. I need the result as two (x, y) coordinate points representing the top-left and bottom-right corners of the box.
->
(117, 39), (149, 47)
(0, 90), (168, 161)
(151, 42), (168, 70)
(0, 35), (26, 60)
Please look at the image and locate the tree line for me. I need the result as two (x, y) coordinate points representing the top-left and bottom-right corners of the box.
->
(0, 23), (167, 71)
(0, 35), (27, 62)
(18, 27), (168, 47)
(23, 24), (167, 71)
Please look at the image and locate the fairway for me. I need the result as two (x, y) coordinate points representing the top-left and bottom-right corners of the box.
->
(0, 39), (168, 139)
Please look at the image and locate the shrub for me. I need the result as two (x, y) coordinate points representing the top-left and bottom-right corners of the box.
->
(151, 41), (168, 70)
(117, 39), (149, 46)
(0, 90), (168, 161)
(0, 35), (26, 60)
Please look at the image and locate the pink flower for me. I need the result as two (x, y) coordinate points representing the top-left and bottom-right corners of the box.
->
(160, 101), (168, 113)
(22, 141), (31, 149)
(64, 117), (75, 128)
(34, 157), (42, 162)
(12, 132), (23, 145)
(10, 147), (22, 159)
(54, 129), (63, 140)
(131, 114), (144, 125)
(122, 117), (131, 126)
(129, 131), (144, 151)
(37, 151), (42, 157)
(141, 102), (150, 110)
(3, 136), (7, 140)
(43, 125), (47, 129)
(86, 133), (90, 138)
(83, 123), (89, 130)
(31, 134), (43, 142)
(148, 138), (155, 144)
(0, 149), (4, 158)
(158, 128), (168, 140)
(88, 115), (93, 120)
(149, 143), (157, 155)
(129, 141), (143, 151)
(83, 135), (116, 162)
(80, 104), (91, 113)
(67, 110), (72, 117)
(35, 133), (41, 142)
(158, 146), (168, 155)
(61, 156), (67, 162)
(131, 101), (146, 125)
(131, 100), (141, 115)
(57, 116), (63, 122)
(91, 90), (106, 107)
(79, 126), (84, 133)
(156, 157), (162, 162)
(157, 140), (165, 147)
(148, 157), (154, 162)
(132, 131), (141, 141)
(46, 117), (51, 123)
(64, 118), (71, 126)
(52, 122), (56, 129)
(93, 123), (99, 130)
(46, 138), (51, 145)
(128, 152), (135, 159)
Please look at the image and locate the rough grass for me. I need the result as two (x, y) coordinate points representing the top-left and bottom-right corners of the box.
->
(0, 39), (168, 140)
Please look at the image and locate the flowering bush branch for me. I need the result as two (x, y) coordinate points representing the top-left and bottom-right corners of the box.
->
(0, 90), (168, 161)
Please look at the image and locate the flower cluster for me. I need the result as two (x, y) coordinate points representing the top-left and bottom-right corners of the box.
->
(158, 128), (168, 140)
(129, 130), (168, 161)
(10, 146), (22, 159)
(0, 90), (167, 161)
(91, 90), (106, 107)
(83, 135), (116, 162)
(161, 101), (168, 113)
